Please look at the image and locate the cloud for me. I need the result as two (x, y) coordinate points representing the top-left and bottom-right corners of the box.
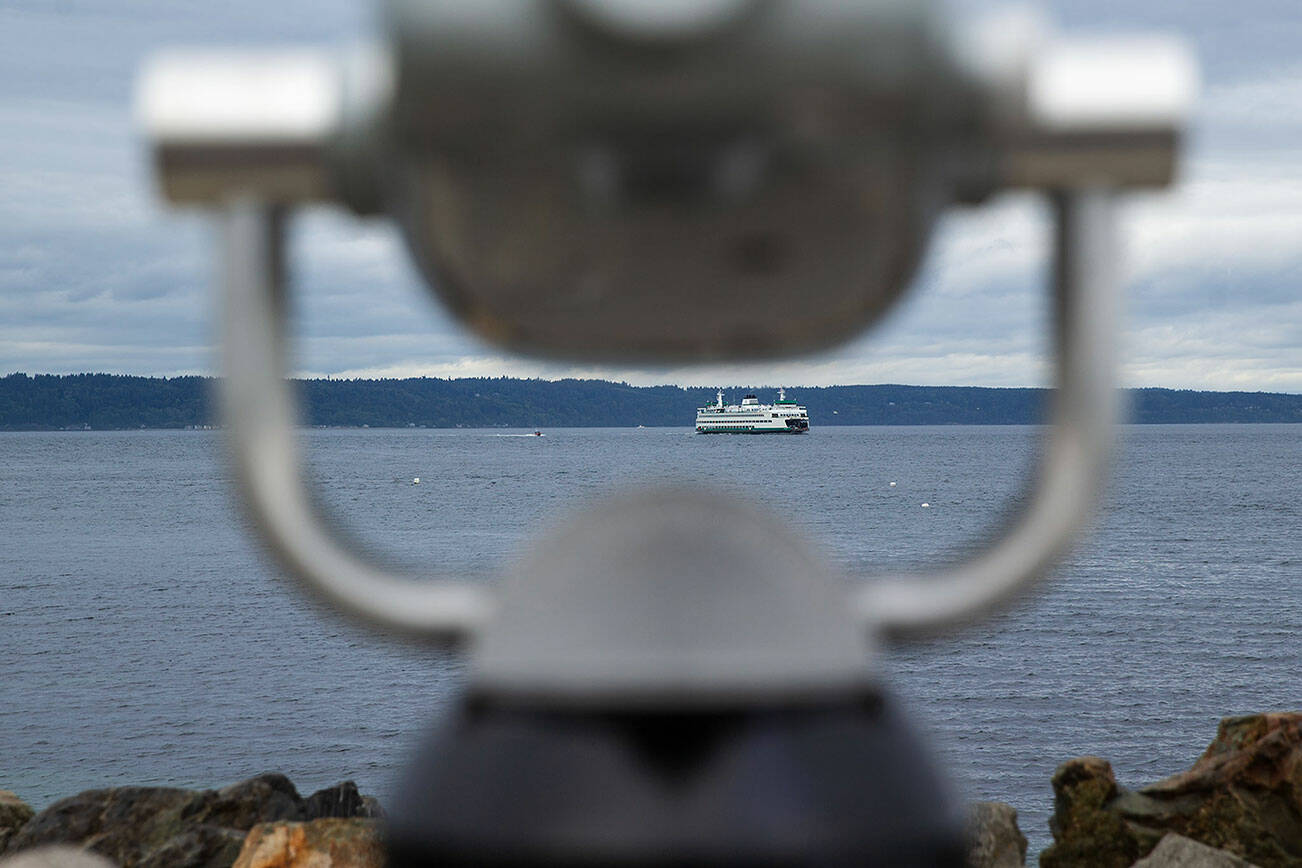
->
(0, 0), (1298, 392)
(1200, 63), (1302, 138)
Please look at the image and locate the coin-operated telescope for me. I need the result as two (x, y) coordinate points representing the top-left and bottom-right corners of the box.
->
(140, 1), (1193, 863)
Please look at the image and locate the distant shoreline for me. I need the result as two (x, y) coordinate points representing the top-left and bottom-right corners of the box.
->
(3, 373), (1300, 430)
(5, 421), (1302, 433)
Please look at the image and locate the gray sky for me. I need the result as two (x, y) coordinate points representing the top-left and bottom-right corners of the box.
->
(1, 0), (1298, 390)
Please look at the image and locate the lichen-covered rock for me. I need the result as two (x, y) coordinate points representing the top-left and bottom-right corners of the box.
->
(203, 775), (305, 832)
(1041, 713), (1302, 868)
(1131, 713), (1302, 865)
(1, 791), (35, 853)
(133, 826), (247, 868)
(1040, 757), (1141, 868)
(1133, 833), (1260, 867)
(7, 785), (201, 865)
(967, 801), (1027, 867)
(231, 819), (383, 868)
(5, 775), (380, 868)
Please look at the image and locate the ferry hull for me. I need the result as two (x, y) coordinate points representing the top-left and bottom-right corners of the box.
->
(695, 426), (809, 434)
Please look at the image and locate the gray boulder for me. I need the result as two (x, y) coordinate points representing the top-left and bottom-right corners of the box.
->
(1133, 833), (1260, 867)
(967, 801), (1027, 867)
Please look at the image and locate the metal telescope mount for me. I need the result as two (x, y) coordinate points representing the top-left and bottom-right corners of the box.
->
(141, 1), (1193, 863)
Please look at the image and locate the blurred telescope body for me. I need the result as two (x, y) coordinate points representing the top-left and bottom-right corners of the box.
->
(139, 1), (1194, 863)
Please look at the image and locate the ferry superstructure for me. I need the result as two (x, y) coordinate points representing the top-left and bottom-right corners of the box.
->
(696, 389), (809, 434)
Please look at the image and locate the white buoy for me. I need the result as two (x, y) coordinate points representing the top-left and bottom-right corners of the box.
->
(921, 502), (930, 508)
(412, 477), (420, 484)
(889, 481), (897, 487)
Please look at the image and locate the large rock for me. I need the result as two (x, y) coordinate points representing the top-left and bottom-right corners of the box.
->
(231, 819), (382, 868)
(1133, 834), (1259, 867)
(1041, 713), (1302, 868)
(4, 775), (379, 868)
(967, 801), (1027, 867)
(1040, 757), (1140, 868)
(0, 792), (34, 853)
(299, 782), (372, 822)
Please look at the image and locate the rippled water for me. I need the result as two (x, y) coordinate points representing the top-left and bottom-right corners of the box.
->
(2, 425), (1298, 855)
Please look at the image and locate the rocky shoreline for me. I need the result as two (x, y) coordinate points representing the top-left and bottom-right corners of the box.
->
(0, 774), (383, 868)
(3, 712), (1299, 867)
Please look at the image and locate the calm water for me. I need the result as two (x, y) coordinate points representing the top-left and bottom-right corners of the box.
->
(2, 425), (1299, 854)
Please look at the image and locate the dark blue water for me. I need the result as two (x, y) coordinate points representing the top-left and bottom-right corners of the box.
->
(2, 425), (1299, 854)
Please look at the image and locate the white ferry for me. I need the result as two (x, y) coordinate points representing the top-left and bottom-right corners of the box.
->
(696, 388), (810, 434)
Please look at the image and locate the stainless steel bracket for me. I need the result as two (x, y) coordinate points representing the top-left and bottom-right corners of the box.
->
(863, 189), (1119, 639)
(220, 197), (493, 643)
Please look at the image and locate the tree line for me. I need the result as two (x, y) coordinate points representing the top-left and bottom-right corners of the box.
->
(1, 372), (1299, 430)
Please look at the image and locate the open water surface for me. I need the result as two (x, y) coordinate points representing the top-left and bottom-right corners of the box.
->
(2, 424), (1299, 854)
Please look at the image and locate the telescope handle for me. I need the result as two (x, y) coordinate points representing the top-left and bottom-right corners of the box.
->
(863, 189), (1119, 639)
(220, 198), (493, 643)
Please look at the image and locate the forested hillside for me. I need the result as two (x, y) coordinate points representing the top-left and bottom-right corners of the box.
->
(1, 373), (1299, 430)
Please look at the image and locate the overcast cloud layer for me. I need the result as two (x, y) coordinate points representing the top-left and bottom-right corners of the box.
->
(1, 0), (1298, 390)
